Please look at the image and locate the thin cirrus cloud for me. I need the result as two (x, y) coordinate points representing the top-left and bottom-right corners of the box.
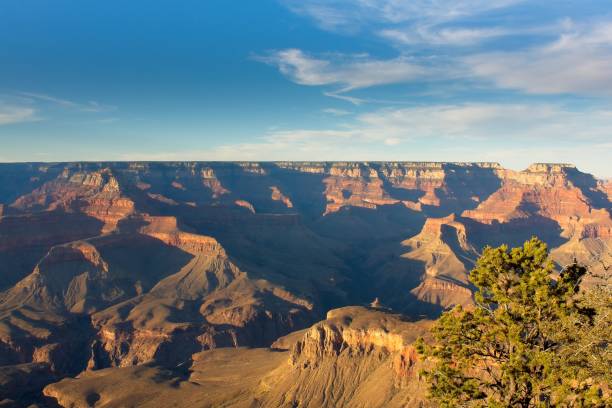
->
(19, 92), (116, 113)
(257, 49), (429, 103)
(323, 108), (353, 116)
(379, 26), (515, 46)
(378, 18), (581, 48)
(276, 0), (612, 100)
(0, 92), (116, 127)
(466, 22), (612, 95)
(265, 103), (612, 145)
(282, 0), (524, 32)
(285, 0), (544, 48)
(261, 21), (612, 101)
(0, 105), (37, 126)
(153, 103), (606, 161)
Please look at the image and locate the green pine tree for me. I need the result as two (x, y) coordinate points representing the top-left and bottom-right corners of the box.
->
(416, 237), (608, 407)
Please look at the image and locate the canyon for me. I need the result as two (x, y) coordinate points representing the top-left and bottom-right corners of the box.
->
(0, 161), (610, 407)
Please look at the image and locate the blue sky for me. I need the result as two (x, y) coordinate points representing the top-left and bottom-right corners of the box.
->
(1, 0), (611, 177)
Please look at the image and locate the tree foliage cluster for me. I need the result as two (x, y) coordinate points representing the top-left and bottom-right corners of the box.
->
(417, 237), (610, 407)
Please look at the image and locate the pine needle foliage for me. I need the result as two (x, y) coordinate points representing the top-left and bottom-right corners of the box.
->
(416, 237), (608, 407)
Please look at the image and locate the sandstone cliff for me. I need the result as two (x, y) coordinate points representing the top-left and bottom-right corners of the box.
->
(43, 306), (433, 408)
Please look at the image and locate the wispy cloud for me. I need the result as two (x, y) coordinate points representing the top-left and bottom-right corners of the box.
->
(282, 0), (524, 33)
(278, 0), (612, 100)
(19, 92), (116, 113)
(323, 108), (353, 116)
(0, 92), (117, 127)
(379, 18), (574, 47)
(0, 105), (37, 125)
(259, 49), (427, 90)
(187, 103), (610, 169)
(260, 16), (612, 100)
(380, 26), (513, 46)
(257, 49), (429, 103)
(466, 21), (612, 95)
(263, 103), (612, 146)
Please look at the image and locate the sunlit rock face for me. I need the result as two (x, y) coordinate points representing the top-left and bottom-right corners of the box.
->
(0, 161), (609, 405)
(11, 168), (135, 233)
(43, 307), (434, 408)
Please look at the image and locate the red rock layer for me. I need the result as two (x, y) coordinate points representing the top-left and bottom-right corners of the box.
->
(10, 168), (134, 233)
(463, 163), (612, 239)
(270, 186), (293, 208)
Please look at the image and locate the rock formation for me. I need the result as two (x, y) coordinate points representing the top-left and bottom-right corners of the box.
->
(43, 307), (433, 408)
(0, 161), (609, 406)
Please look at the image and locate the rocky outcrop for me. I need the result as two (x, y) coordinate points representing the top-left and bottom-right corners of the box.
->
(365, 214), (476, 314)
(10, 168), (134, 233)
(463, 164), (611, 234)
(317, 162), (502, 214)
(457, 164), (612, 288)
(79, 216), (316, 368)
(323, 165), (399, 214)
(602, 179), (612, 201)
(402, 214), (477, 276)
(289, 306), (426, 375)
(234, 199), (256, 213)
(0, 217), (317, 375)
(410, 278), (473, 309)
(43, 306), (433, 408)
(270, 186), (293, 208)
(200, 167), (230, 198)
